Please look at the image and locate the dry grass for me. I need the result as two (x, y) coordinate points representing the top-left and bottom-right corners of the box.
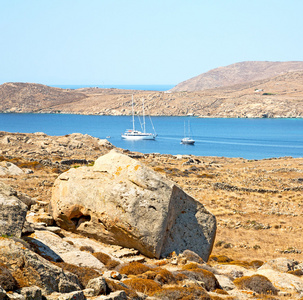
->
(151, 286), (211, 300)
(53, 262), (100, 288)
(1, 134), (303, 269)
(142, 155), (303, 263)
(118, 262), (153, 275)
(105, 278), (139, 299)
(0, 264), (19, 291)
(92, 252), (120, 269)
(138, 268), (177, 285)
(209, 256), (264, 270)
(122, 278), (162, 295)
(180, 268), (220, 291)
(234, 274), (278, 295)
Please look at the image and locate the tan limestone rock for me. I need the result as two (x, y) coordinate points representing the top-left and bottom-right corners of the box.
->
(50, 150), (216, 260)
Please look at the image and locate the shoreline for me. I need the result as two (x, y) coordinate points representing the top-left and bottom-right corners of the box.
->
(1, 111), (303, 119)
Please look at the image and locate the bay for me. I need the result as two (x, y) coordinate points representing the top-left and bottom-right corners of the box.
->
(49, 84), (174, 91)
(0, 113), (302, 159)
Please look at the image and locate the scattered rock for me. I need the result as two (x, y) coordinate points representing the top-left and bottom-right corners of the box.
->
(0, 161), (24, 176)
(19, 286), (42, 300)
(259, 257), (299, 272)
(0, 238), (82, 295)
(86, 276), (107, 296)
(0, 182), (27, 238)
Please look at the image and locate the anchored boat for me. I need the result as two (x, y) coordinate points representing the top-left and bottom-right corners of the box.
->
(181, 120), (195, 145)
(121, 95), (157, 140)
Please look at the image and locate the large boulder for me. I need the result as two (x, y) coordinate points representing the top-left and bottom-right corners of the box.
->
(50, 150), (216, 260)
(0, 181), (27, 238)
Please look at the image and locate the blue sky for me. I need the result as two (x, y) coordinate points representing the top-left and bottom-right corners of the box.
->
(1, 0), (303, 85)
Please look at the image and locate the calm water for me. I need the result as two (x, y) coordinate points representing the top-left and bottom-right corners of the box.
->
(50, 84), (175, 91)
(0, 113), (302, 159)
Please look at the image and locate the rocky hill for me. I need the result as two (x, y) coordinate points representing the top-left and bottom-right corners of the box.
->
(0, 82), (87, 113)
(1, 61), (303, 118)
(170, 61), (303, 92)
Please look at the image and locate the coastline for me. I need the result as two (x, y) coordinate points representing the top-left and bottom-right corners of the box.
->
(1, 82), (303, 118)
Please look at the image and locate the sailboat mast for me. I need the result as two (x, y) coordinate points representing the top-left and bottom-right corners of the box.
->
(142, 98), (146, 133)
(132, 95), (135, 131)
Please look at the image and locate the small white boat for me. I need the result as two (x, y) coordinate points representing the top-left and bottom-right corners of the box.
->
(181, 120), (195, 145)
(121, 95), (157, 140)
(122, 130), (157, 140)
(181, 137), (195, 145)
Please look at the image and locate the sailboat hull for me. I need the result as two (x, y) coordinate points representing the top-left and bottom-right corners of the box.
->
(181, 137), (195, 145)
(122, 131), (157, 140)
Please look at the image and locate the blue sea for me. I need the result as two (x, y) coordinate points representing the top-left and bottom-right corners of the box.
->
(50, 84), (175, 91)
(0, 113), (302, 159)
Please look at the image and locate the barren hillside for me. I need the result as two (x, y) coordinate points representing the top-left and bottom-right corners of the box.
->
(1, 62), (303, 118)
(171, 61), (303, 92)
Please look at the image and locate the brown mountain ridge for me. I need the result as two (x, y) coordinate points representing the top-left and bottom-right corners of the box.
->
(171, 61), (303, 92)
(0, 61), (303, 118)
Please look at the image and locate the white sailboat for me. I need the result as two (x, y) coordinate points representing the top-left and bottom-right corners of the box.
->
(181, 120), (195, 145)
(121, 95), (157, 140)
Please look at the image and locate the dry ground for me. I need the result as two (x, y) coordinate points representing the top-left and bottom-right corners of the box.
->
(1, 132), (303, 264)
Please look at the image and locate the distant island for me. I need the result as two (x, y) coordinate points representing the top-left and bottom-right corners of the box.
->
(1, 61), (303, 118)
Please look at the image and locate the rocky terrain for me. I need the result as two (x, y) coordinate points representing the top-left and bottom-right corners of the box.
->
(1, 131), (303, 299)
(171, 61), (303, 92)
(1, 61), (303, 118)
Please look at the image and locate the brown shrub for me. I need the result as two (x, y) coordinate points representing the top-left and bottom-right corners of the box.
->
(122, 278), (162, 295)
(54, 262), (100, 288)
(182, 263), (199, 270)
(249, 260), (264, 269)
(152, 286), (211, 300)
(180, 268), (221, 291)
(93, 252), (120, 270)
(0, 264), (19, 291)
(51, 167), (62, 174)
(139, 268), (177, 285)
(19, 161), (43, 170)
(210, 256), (264, 270)
(213, 289), (229, 295)
(234, 274), (278, 295)
(79, 245), (94, 253)
(196, 173), (214, 179)
(224, 260), (251, 268)
(211, 296), (234, 300)
(174, 272), (189, 282)
(118, 262), (153, 275)
(12, 265), (40, 289)
(288, 269), (303, 276)
(209, 255), (232, 263)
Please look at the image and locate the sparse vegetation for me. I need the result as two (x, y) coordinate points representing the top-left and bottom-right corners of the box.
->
(122, 278), (162, 295)
(0, 264), (19, 291)
(180, 268), (220, 291)
(152, 286), (211, 300)
(118, 262), (153, 275)
(234, 275), (278, 295)
(53, 262), (100, 288)
(92, 252), (120, 269)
